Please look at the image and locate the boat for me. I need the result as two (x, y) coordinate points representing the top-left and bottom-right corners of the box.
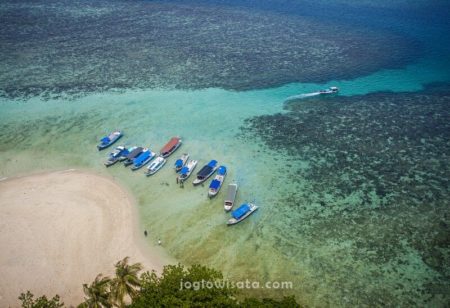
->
(104, 146), (130, 167)
(174, 153), (189, 172)
(145, 156), (166, 176)
(123, 147), (144, 166)
(160, 137), (182, 158)
(284, 86), (339, 102)
(192, 160), (218, 186)
(177, 159), (198, 183)
(131, 149), (156, 170)
(319, 86), (339, 95)
(208, 166), (227, 198)
(227, 203), (258, 225)
(97, 130), (123, 150)
(224, 183), (238, 211)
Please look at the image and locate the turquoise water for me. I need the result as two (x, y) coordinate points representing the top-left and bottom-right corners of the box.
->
(1, 0), (449, 306)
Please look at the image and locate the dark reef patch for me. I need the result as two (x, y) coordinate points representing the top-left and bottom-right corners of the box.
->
(0, 0), (420, 99)
(240, 84), (450, 305)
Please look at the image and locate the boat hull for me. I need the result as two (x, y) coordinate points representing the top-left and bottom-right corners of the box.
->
(192, 169), (217, 186)
(131, 156), (154, 171)
(145, 159), (166, 176)
(227, 204), (258, 225)
(97, 134), (122, 151)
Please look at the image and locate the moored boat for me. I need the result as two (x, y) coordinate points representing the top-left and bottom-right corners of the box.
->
(177, 159), (198, 183)
(224, 183), (238, 211)
(97, 130), (123, 150)
(104, 146), (130, 167)
(208, 166), (227, 198)
(123, 147), (144, 166)
(227, 203), (258, 225)
(131, 149), (156, 170)
(174, 153), (189, 172)
(160, 137), (182, 158)
(145, 156), (166, 176)
(193, 160), (218, 186)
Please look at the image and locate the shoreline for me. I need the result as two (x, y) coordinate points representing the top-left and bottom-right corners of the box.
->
(0, 169), (174, 307)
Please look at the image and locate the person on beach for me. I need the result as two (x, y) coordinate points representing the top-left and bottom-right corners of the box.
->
(158, 239), (162, 245)
(144, 230), (148, 237)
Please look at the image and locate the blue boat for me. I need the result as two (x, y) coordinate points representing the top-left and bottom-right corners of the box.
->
(174, 153), (189, 172)
(227, 203), (258, 225)
(193, 160), (218, 186)
(123, 147), (144, 166)
(131, 149), (156, 170)
(208, 165), (227, 198)
(104, 146), (130, 167)
(177, 159), (198, 184)
(97, 130), (123, 150)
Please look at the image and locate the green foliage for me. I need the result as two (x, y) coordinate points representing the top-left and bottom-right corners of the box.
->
(241, 296), (300, 307)
(78, 274), (112, 308)
(18, 291), (64, 308)
(110, 257), (143, 307)
(19, 260), (300, 308)
(131, 263), (237, 307)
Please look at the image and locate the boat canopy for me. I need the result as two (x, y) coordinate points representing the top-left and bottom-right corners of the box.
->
(133, 150), (151, 165)
(180, 166), (189, 175)
(217, 166), (226, 175)
(207, 160), (218, 168)
(126, 147), (143, 159)
(209, 179), (221, 189)
(226, 184), (237, 201)
(160, 137), (180, 154)
(232, 204), (250, 220)
(101, 136), (110, 143)
(175, 159), (183, 168)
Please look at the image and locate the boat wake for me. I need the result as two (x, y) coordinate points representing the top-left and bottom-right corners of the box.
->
(284, 92), (321, 102)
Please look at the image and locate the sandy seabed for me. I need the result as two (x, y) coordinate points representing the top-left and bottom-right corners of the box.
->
(0, 170), (170, 307)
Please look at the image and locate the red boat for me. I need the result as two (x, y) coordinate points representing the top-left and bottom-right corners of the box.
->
(160, 137), (182, 158)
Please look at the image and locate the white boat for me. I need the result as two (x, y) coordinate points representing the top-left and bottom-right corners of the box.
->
(177, 159), (198, 183)
(319, 86), (339, 95)
(224, 183), (238, 211)
(174, 153), (189, 172)
(227, 203), (258, 225)
(208, 166), (227, 198)
(145, 156), (166, 176)
(193, 160), (218, 185)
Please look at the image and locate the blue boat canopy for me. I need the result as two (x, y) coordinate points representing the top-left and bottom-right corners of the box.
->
(209, 179), (221, 189)
(217, 166), (227, 175)
(133, 151), (151, 165)
(175, 159), (183, 167)
(232, 204), (250, 220)
(101, 136), (110, 144)
(180, 166), (189, 175)
(207, 160), (218, 168)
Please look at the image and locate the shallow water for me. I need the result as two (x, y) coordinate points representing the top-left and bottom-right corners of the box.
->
(1, 0), (449, 306)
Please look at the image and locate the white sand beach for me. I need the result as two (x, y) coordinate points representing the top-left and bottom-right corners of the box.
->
(0, 170), (169, 307)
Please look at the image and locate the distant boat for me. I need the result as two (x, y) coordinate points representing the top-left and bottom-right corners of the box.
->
(284, 86), (339, 102)
(224, 183), (238, 211)
(123, 147), (144, 166)
(97, 130), (123, 150)
(131, 149), (156, 170)
(193, 160), (218, 186)
(104, 146), (131, 167)
(177, 159), (198, 183)
(160, 137), (182, 158)
(174, 153), (189, 172)
(319, 86), (339, 95)
(208, 166), (227, 198)
(145, 156), (166, 176)
(227, 203), (258, 225)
